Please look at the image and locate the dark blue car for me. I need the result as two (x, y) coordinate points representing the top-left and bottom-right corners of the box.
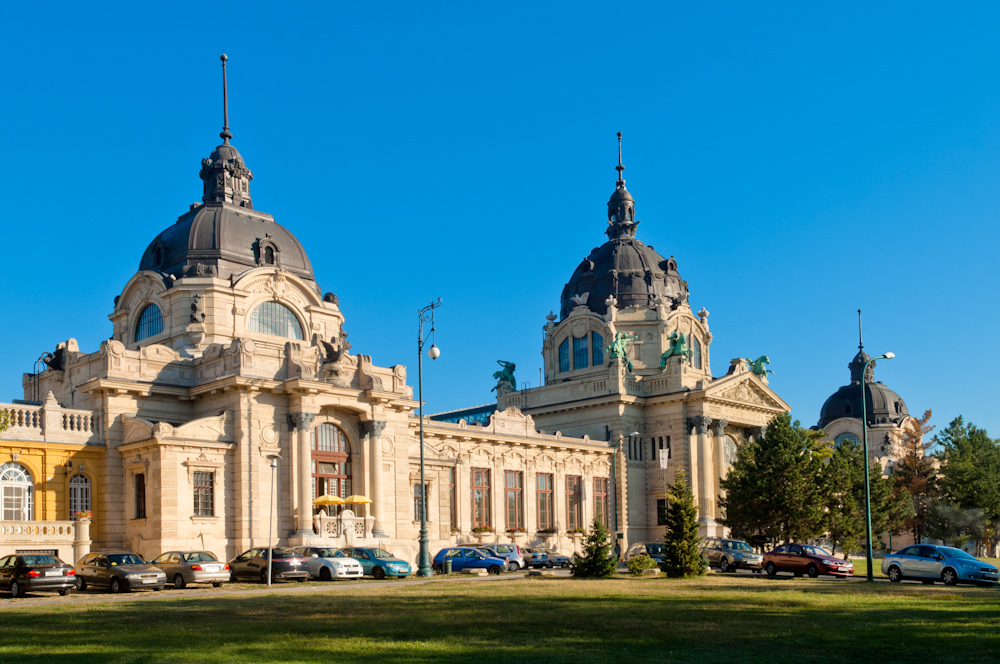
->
(433, 547), (506, 575)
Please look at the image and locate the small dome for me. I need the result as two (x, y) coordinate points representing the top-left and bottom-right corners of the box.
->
(817, 351), (909, 428)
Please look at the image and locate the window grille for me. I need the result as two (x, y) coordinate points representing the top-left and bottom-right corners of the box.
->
(193, 472), (214, 517)
(69, 475), (90, 520)
(135, 304), (164, 342)
(248, 301), (303, 339)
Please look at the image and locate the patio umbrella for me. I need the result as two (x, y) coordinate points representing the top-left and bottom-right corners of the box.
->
(313, 495), (345, 506)
(344, 495), (372, 516)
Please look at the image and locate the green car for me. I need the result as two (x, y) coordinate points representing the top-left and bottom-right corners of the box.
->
(341, 547), (411, 580)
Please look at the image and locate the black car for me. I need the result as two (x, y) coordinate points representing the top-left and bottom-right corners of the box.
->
(0, 553), (76, 597)
(74, 551), (166, 593)
(228, 547), (309, 583)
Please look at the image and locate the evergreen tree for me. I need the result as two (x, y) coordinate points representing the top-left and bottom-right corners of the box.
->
(662, 469), (706, 577)
(892, 410), (936, 543)
(720, 414), (828, 547)
(570, 518), (617, 578)
(935, 417), (1000, 553)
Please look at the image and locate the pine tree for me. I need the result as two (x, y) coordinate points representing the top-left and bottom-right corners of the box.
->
(823, 441), (866, 557)
(570, 518), (617, 578)
(662, 469), (707, 577)
(935, 417), (1000, 554)
(892, 410), (935, 543)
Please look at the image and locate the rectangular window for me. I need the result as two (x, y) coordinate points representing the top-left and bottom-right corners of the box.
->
(448, 467), (457, 530)
(593, 477), (609, 528)
(413, 483), (428, 522)
(505, 471), (524, 531)
(471, 468), (491, 529)
(656, 436), (671, 460)
(566, 475), (582, 531)
(134, 474), (146, 519)
(592, 332), (604, 366)
(559, 339), (570, 372)
(573, 336), (589, 370)
(656, 498), (668, 526)
(193, 472), (214, 517)
(536, 473), (553, 531)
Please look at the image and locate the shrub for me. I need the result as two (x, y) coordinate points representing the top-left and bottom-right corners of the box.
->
(627, 555), (658, 576)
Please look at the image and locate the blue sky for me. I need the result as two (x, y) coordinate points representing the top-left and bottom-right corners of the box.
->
(2, 1), (998, 436)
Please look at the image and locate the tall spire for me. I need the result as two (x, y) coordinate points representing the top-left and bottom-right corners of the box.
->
(220, 54), (232, 144)
(606, 131), (637, 239)
(857, 309), (864, 350)
(616, 131), (625, 186)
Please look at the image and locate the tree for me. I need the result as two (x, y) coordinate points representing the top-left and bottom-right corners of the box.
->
(570, 517), (617, 578)
(720, 414), (828, 547)
(662, 469), (707, 577)
(892, 410), (936, 543)
(935, 417), (1000, 554)
(923, 500), (987, 551)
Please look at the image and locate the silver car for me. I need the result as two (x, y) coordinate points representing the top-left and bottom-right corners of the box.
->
(293, 546), (364, 580)
(484, 544), (525, 571)
(152, 551), (229, 589)
(881, 544), (999, 586)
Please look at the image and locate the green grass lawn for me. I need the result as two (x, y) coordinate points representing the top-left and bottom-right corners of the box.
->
(2, 575), (999, 663)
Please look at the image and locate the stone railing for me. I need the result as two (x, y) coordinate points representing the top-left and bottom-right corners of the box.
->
(313, 510), (376, 545)
(0, 400), (101, 445)
(0, 519), (91, 562)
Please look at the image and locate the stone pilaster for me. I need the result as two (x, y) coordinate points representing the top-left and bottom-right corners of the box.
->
(361, 420), (387, 537)
(288, 412), (316, 538)
(711, 418), (728, 527)
(689, 416), (714, 531)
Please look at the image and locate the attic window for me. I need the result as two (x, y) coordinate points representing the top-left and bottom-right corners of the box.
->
(135, 304), (164, 342)
(248, 301), (303, 340)
(264, 246), (275, 265)
(152, 245), (163, 267)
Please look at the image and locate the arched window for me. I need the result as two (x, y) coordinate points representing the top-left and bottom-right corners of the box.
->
(592, 332), (604, 366)
(692, 336), (702, 369)
(69, 474), (91, 519)
(248, 301), (303, 339)
(264, 246), (275, 265)
(834, 432), (860, 448)
(135, 304), (164, 342)
(311, 423), (352, 501)
(723, 436), (738, 468)
(0, 463), (33, 521)
(558, 339), (570, 373)
(573, 336), (589, 370)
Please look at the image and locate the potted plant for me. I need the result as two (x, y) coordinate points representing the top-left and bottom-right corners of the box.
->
(471, 526), (494, 542)
(74, 510), (93, 522)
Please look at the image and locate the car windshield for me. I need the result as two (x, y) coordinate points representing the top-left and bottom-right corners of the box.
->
(371, 549), (394, 559)
(23, 555), (60, 566)
(802, 546), (832, 557)
(108, 554), (145, 566)
(940, 547), (979, 561)
(723, 541), (752, 552)
(646, 544), (666, 555)
(183, 552), (217, 562)
(270, 549), (299, 559)
(315, 548), (347, 558)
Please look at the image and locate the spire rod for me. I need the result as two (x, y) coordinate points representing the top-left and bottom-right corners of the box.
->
(220, 54), (232, 144)
(615, 131), (625, 185)
(857, 308), (864, 350)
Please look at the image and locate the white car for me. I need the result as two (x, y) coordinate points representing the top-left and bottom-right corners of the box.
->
(293, 546), (364, 580)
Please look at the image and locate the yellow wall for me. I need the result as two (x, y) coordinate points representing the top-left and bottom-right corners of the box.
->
(1, 441), (104, 524)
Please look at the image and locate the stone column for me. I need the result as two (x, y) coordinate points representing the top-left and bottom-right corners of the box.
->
(690, 416), (714, 530)
(361, 421), (387, 537)
(289, 412), (316, 538)
(711, 419), (728, 527)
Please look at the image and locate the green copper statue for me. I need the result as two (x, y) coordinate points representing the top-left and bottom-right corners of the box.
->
(659, 331), (693, 371)
(747, 355), (774, 378)
(606, 332), (638, 373)
(492, 360), (516, 393)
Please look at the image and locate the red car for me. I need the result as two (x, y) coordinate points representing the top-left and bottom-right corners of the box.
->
(763, 543), (854, 578)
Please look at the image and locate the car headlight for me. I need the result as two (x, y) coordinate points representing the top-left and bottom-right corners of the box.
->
(961, 562), (977, 569)
(126, 573), (141, 579)
(823, 560), (840, 566)
(331, 562), (343, 569)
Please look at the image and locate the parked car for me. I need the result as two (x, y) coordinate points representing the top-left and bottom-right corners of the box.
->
(0, 553), (75, 597)
(228, 547), (309, 583)
(341, 547), (411, 579)
(763, 543), (854, 578)
(74, 551), (166, 593)
(152, 551), (229, 589)
(537, 549), (572, 568)
(701, 537), (764, 573)
(485, 543), (525, 571)
(881, 545), (999, 586)
(625, 542), (668, 566)
(433, 547), (506, 575)
(521, 547), (551, 569)
(293, 546), (364, 580)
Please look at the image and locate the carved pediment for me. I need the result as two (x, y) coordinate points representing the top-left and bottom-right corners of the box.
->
(122, 416), (155, 445)
(713, 379), (783, 410)
(489, 407), (537, 436)
(173, 412), (234, 443)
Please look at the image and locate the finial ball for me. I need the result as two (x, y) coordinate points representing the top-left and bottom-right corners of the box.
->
(617, 132), (622, 139)
(221, 53), (228, 62)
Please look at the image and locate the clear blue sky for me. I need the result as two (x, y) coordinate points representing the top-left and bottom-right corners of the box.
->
(2, 1), (998, 436)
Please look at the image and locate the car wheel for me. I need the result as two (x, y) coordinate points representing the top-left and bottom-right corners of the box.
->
(507, 562), (518, 572)
(887, 565), (902, 583)
(546, 562), (553, 569)
(488, 565), (502, 576)
(230, 569), (238, 582)
(372, 567), (386, 581)
(942, 568), (958, 586)
(76, 576), (87, 591)
(806, 564), (819, 579)
(59, 587), (70, 596)
(260, 570), (269, 584)
(719, 558), (730, 573)
(212, 581), (224, 588)
(320, 567), (332, 581)
(432, 564), (442, 574)
(174, 574), (186, 589)
(765, 562), (777, 577)
(10, 580), (22, 598)
(110, 578), (124, 594)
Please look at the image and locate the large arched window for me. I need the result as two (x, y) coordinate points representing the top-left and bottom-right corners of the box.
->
(692, 336), (702, 370)
(69, 474), (91, 520)
(248, 302), (303, 340)
(834, 432), (860, 448)
(0, 463), (33, 521)
(558, 339), (570, 373)
(135, 304), (164, 342)
(310, 423), (352, 501)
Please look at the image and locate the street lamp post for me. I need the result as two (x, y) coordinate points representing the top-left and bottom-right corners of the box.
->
(265, 453), (282, 588)
(417, 298), (442, 578)
(861, 351), (894, 582)
(611, 430), (640, 557)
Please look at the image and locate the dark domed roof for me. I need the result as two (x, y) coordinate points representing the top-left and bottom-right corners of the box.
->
(818, 349), (909, 428)
(139, 203), (317, 287)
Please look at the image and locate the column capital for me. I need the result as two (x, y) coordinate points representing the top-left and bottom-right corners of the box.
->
(711, 419), (729, 437)
(360, 420), (387, 438)
(687, 415), (712, 434)
(288, 412), (316, 431)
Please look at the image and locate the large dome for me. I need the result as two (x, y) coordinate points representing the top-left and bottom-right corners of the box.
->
(818, 349), (909, 428)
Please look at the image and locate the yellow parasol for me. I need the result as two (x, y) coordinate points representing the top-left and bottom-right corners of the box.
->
(313, 495), (345, 506)
(343, 495), (372, 504)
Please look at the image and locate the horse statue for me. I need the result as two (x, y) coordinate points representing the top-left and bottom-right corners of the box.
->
(659, 331), (693, 371)
(606, 332), (638, 373)
(747, 355), (774, 379)
(491, 360), (517, 393)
